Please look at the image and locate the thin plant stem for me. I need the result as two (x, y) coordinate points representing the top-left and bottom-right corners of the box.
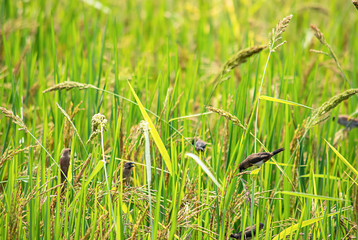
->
(100, 124), (117, 232)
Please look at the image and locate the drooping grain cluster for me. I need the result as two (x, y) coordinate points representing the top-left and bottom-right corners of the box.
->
(43, 81), (93, 93)
(0, 107), (28, 132)
(310, 24), (352, 86)
(206, 106), (246, 129)
(306, 88), (358, 129)
(217, 45), (267, 80)
(0, 145), (35, 167)
(310, 24), (328, 46)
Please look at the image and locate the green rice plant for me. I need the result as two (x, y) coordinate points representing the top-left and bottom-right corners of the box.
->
(0, 0), (357, 239)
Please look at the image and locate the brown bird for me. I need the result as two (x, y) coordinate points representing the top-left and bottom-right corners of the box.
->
(333, 115), (358, 129)
(192, 138), (207, 152)
(230, 223), (264, 239)
(239, 148), (284, 172)
(121, 162), (135, 182)
(59, 148), (71, 183)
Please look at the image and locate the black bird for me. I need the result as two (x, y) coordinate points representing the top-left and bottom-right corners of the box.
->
(59, 148), (71, 183)
(239, 148), (284, 172)
(121, 162), (135, 182)
(230, 223), (264, 239)
(192, 138), (207, 152)
(333, 115), (358, 129)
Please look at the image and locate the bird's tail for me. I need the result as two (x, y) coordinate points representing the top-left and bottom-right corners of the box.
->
(272, 148), (284, 155)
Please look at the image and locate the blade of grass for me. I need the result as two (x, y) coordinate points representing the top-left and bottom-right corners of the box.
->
(185, 153), (222, 190)
(324, 139), (358, 177)
(142, 121), (154, 239)
(260, 95), (313, 109)
(275, 191), (345, 201)
(127, 80), (172, 174)
(272, 208), (350, 240)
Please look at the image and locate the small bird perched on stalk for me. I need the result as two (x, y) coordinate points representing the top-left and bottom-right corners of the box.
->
(59, 148), (71, 183)
(192, 138), (207, 152)
(333, 115), (358, 129)
(239, 148), (284, 172)
(120, 162), (135, 183)
(230, 223), (264, 239)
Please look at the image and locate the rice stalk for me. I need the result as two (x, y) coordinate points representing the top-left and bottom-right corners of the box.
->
(56, 103), (86, 151)
(255, 14), (293, 151)
(62, 102), (84, 145)
(97, 114), (117, 232)
(87, 113), (108, 144)
(310, 24), (352, 87)
(74, 153), (92, 185)
(269, 14), (293, 51)
(214, 45), (267, 82)
(306, 88), (358, 128)
(44, 80), (188, 148)
(0, 107), (76, 191)
(140, 120), (154, 238)
(206, 106), (246, 129)
(42, 81), (94, 93)
(129, 205), (150, 240)
(0, 145), (35, 167)
(0, 107), (28, 131)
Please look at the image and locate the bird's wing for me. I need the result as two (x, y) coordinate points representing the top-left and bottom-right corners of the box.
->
(196, 141), (207, 148)
(243, 226), (255, 237)
(245, 152), (272, 164)
(60, 156), (69, 168)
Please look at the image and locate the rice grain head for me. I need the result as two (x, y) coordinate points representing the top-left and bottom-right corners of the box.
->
(310, 24), (328, 46)
(307, 88), (358, 128)
(87, 113), (108, 144)
(269, 14), (293, 50)
(206, 106), (246, 129)
(220, 45), (267, 75)
(0, 107), (28, 131)
(43, 81), (93, 93)
(272, 14), (293, 42)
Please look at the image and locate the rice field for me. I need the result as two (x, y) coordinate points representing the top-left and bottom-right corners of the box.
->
(0, 0), (357, 239)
